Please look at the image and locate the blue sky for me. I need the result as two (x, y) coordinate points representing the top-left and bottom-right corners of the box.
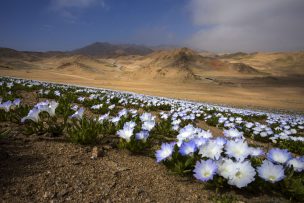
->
(0, 0), (196, 51)
(0, 0), (303, 52)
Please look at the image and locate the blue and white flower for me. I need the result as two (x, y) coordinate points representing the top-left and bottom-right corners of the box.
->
(193, 159), (218, 182)
(257, 160), (285, 183)
(155, 142), (175, 162)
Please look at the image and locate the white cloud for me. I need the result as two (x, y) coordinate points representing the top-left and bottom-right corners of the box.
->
(187, 0), (304, 52)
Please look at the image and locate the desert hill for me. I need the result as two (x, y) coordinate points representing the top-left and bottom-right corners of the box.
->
(219, 51), (304, 76)
(0, 46), (303, 80)
(121, 48), (262, 81)
(71, 42), (153, 57)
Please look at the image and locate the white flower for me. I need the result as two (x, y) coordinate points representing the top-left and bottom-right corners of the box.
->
(54, 90), (61, 96)
(287, 158), (304, 172)
(155, 142), (175, 162)
(124, 121), (136, 129)
(117, 123), (134, 142)
(267, 148), (292, 164)
(172, 124), (179, 131)
(77, 97), (85, 102)
(227, 161), (256, 188)
(111, 116), (120, 124)
(140, 113), (155, 122)
(257, 160), (285, 183)
(91, 104), (103, 110)
(260, 131), (268, 137)
(118, 109), (128, 117)
(98, 113), (109, 123)
(0, 101), (12, 112)
(71, 105), (78, 111)
(193, 159), (218, 182)
(225, 140), (250, 161)
(245, 122), (254, 128)
(46, 101), (59, 117)
(142, 120), (156, 131)
(249, 147), (264, 157)
(21, 108), (40, 123)
(199, 140), (223, 160)
(218, 158), (235, 179)
(135, 130), (149, 142)
(13, 98), (21, 107)
(197, 129), (213, 139)
(177, 124), (196, 142)
(69, 107), (84, 120)
(171, 119), (181, 125)
(108, 104), (115, 110)
(223, 128), (243, 139)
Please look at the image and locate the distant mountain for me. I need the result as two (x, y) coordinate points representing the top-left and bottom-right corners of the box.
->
(0, 47), (66, 60)
(149, 44), (183, 51)
(71, 42), (153, 57)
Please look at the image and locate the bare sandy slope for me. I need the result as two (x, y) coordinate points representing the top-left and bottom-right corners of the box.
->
(219, 51), (304, 76)
(1, 69), (303, 113)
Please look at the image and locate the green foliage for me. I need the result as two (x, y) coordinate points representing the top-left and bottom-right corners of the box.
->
(246, 167), (304, 201)
(275, 139), (304, 155)
(118, 137), (150, 154)
(23, 119), (46, 136)
(56, 94), (77, 125)
(41, 89), (60, 100)
(143, 104), (171, 111)
(206, 116), (219, 127)
(163, 145), (198, 175)
(151, 119), (177, 139)
(0, 109), (10, 122)
(110, 97), (120, 105)
(10, 105), (32, 124)
(22, 111), (66, 137)
(67, 117), (107, 145)
(0, 128), (10, 139)
(246, 114), (268, 122)
(281, 170), (304, 201)
(250, 157), (263, 167)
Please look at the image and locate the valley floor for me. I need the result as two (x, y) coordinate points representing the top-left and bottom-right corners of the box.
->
(1, 69), (303, 113)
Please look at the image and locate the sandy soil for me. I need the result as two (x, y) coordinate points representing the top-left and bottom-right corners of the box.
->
(0, 127), (291, 203)
(1, 69), (303, 113)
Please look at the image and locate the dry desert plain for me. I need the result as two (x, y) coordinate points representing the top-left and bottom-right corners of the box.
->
(0, 47), (303, 113)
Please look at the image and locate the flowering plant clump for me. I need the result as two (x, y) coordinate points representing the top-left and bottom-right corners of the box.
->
(0, 76), (303, 201)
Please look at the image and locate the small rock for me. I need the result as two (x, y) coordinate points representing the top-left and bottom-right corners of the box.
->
(43, 191), (55, 199)
(102, 145), (112, 150)
(57, 189), (69, 197)
(72, 161), (81, 165)
(91, 146), (105, 159)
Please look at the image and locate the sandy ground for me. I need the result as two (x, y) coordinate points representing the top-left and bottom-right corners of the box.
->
(0, 124), (290, 203)
(1, 69), (303, 113)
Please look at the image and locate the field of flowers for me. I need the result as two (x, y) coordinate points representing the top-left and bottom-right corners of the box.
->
(0, 76), (303, 201)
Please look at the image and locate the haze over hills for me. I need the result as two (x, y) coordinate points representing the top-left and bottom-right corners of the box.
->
(71, 42), (154, 57)
(0, 42), (154, 58)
